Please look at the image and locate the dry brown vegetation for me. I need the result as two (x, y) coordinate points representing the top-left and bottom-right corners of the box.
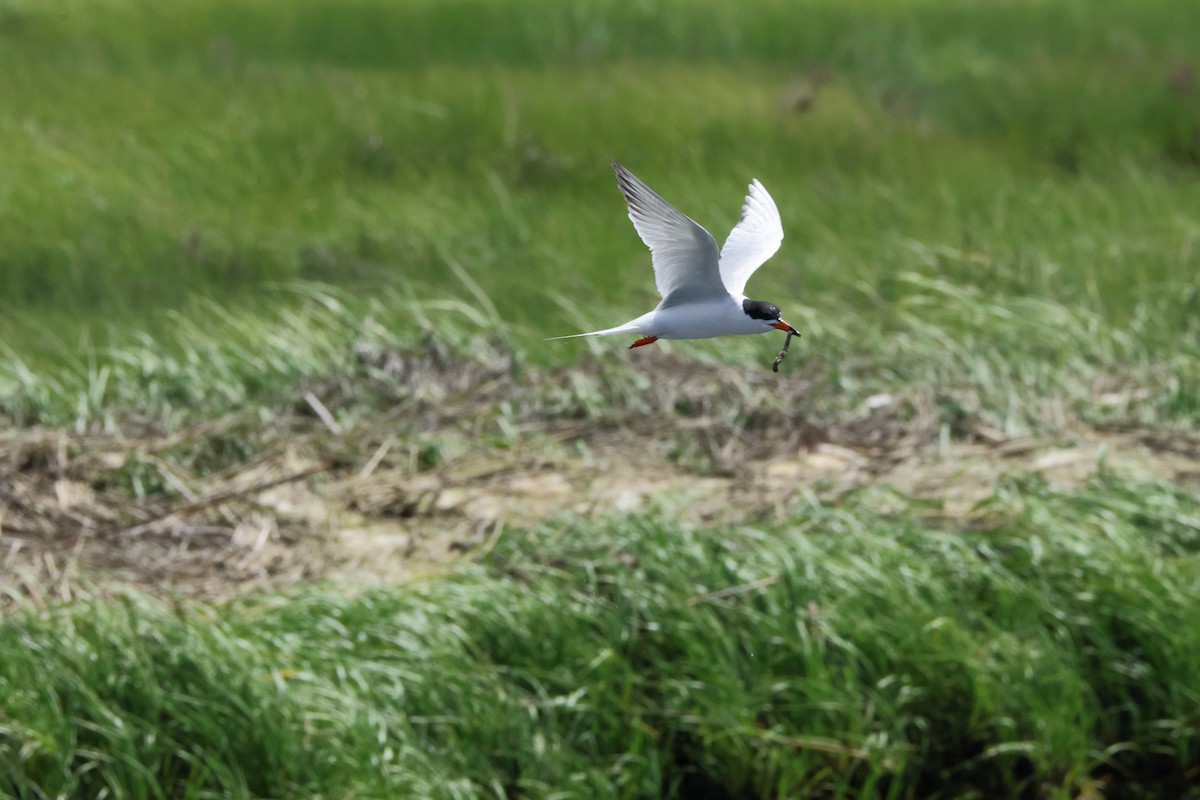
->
(4, 346), (1197, 603)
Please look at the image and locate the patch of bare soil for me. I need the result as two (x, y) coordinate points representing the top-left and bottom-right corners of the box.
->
(2, 349), (1197, 603)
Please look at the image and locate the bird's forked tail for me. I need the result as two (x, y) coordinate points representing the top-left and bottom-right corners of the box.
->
(549, 311), (652, 340)
(545, 318), (646, 341)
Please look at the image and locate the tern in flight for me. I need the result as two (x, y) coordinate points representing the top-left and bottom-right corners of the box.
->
(551, 162), (799, 349)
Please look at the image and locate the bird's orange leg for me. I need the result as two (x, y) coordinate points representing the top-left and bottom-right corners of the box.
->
(629, 336), (659, 349)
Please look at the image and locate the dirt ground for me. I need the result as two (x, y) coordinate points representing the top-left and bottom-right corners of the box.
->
(3, 349), (1198, 603)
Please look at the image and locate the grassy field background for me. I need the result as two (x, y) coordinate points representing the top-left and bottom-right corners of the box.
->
(2, 0), (1200, 428)
(2, 0), (1200, 797)
(4, 0), (1200, 345)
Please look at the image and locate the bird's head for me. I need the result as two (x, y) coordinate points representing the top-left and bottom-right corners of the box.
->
(743, 299), (800, 336)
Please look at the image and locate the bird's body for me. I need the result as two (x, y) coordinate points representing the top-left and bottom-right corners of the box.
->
(580, 299), (773, 340)
(551, 162), (798, 347)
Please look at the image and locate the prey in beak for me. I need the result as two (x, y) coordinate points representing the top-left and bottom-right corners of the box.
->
(771, 321), (801, 373)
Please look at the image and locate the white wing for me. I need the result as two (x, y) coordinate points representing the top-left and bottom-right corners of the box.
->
(612, 163), (727, 307)
(718, 179), (784, 297)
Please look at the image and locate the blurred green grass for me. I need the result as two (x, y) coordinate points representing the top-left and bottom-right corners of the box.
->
(2, 0), (1200, 353)
(3, 476), (1199, 798)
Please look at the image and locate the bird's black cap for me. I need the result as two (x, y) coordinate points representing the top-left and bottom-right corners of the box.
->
(742, 299), (781, 321)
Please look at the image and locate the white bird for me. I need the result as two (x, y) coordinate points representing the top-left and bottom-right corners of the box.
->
(551, 162), (798, 349)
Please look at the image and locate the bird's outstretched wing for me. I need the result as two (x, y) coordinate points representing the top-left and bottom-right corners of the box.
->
(718, 178), (784, 297)
(612, 162), (727, 307)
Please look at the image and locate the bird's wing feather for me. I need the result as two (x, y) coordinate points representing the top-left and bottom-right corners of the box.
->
(718, 178), (784, 297)
(612, 162), (726, 307)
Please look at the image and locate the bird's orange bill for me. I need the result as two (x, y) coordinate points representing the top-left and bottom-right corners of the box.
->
(629, 336), (659, 349)
(771, 320), (800, 335)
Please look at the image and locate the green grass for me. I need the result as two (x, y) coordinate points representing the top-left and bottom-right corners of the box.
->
(2, 476), (1199, 798)
(5, 0), (1200, 435)
(4, 273), (1199, 433)
(3, 0), (1200, 350)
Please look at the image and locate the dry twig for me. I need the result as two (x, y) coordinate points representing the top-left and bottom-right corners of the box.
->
(119, 462), (331, 537)
(304, 391), (343, 434)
